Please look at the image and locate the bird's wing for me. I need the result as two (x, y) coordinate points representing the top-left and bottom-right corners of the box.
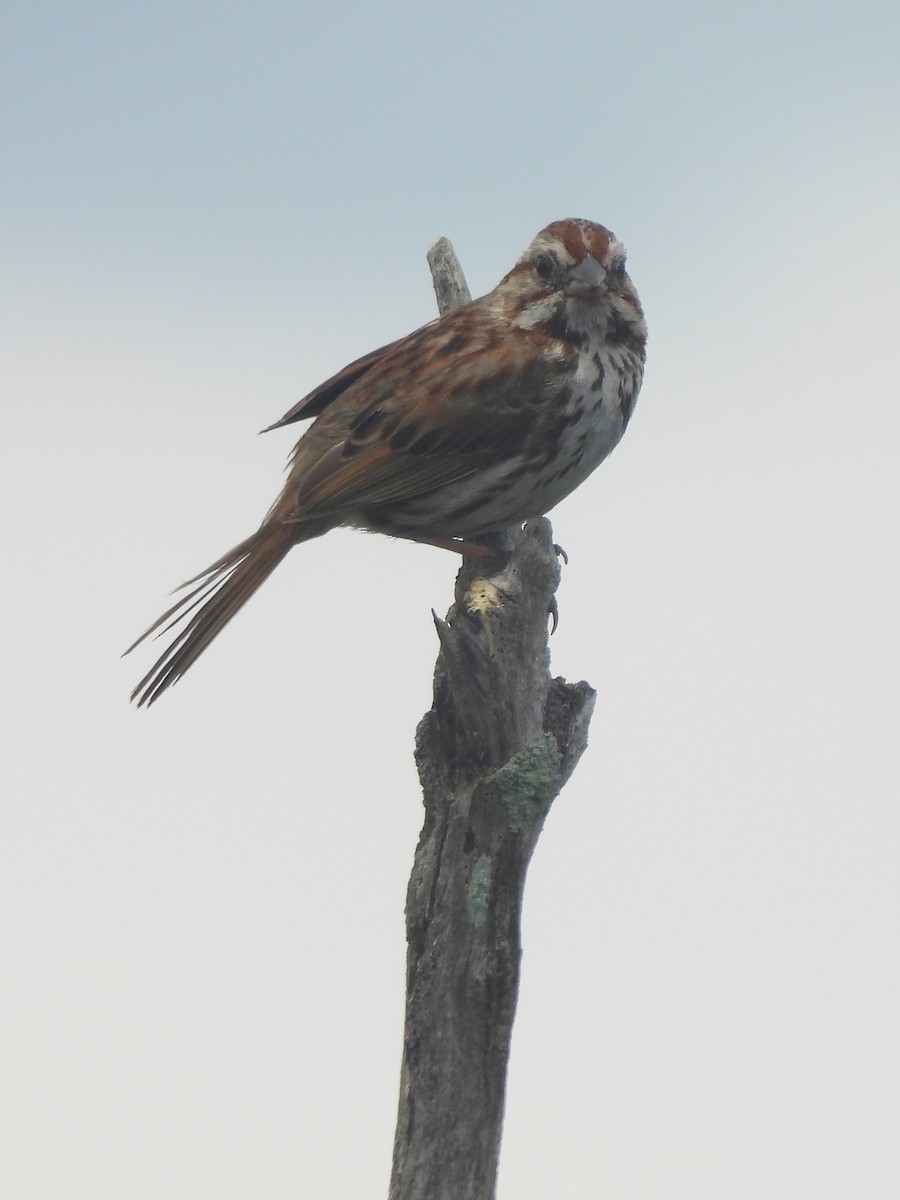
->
(281, 318), (573, 519)
(262, 324), (440, 431)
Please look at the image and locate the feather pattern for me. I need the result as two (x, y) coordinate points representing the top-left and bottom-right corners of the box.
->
(127, 218), (646, 703)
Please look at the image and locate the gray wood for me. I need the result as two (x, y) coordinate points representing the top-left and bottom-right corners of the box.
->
(388, 239), (596, 1200)
(427, 236), (473, 313)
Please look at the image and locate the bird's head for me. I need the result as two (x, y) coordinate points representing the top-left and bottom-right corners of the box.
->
(499, 218), (646, 347)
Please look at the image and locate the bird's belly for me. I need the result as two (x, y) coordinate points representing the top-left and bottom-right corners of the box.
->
(364, 399), (625, 539)
(358, 340), (642, 540)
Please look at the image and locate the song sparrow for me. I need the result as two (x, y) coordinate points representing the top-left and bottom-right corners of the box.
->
(128, 218), (646, 705)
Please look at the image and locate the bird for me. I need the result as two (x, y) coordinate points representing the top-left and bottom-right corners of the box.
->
(127, 218), (646, 705)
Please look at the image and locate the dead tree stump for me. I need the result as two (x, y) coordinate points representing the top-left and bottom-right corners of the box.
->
(388, 239), (597, 1200)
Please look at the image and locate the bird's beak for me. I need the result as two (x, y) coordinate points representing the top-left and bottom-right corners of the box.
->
(568, 255), (606, 295)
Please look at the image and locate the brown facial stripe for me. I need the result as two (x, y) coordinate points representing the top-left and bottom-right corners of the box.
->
(543, 219), (611, 264)
(583, 224), (612, 263)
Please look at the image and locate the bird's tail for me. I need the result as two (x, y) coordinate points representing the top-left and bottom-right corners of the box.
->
(126, 523), (301, 707)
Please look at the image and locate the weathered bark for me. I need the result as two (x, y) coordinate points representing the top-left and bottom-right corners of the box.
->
(387, 239), (597, 1200)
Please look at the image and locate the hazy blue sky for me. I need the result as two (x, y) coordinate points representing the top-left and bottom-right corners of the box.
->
(3, 2), (899, 1197)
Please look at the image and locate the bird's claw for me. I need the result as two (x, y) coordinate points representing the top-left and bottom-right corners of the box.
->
(548, 596), (559, 634)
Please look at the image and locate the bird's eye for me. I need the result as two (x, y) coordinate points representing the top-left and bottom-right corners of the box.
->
(610, 258), (627, 280)
(534, 253), (555, 280)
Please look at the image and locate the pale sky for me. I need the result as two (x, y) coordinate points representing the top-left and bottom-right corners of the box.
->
(3, 2), (899, 1197)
